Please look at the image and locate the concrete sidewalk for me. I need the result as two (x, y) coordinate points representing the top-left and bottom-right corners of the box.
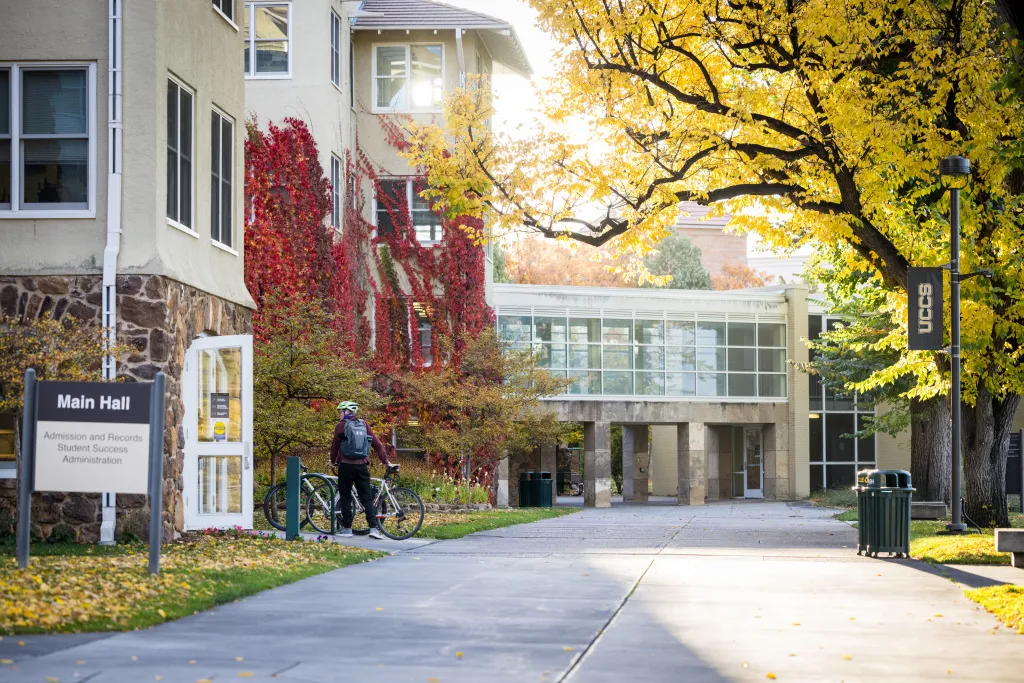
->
(5, 502), (1023, 682)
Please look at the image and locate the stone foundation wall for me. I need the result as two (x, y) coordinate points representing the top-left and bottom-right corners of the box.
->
(0, 274), (252, 542)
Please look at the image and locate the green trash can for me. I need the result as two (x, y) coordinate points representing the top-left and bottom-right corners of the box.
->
(519, 472), (533, 508)
(854, 469), (914, 558)
(537, 472), (553, 508)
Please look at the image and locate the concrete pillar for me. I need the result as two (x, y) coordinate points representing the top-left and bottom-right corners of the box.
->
(584, 421), (612, 508)
(540, 442), (557, 506)
(633, 426), (650, 502)
(495, 456), (509, 508)
(621, 425), (634, 501)
(677, 422), (707, 506)
(705, 426), (720, 500)
(785, 284), (811, 499)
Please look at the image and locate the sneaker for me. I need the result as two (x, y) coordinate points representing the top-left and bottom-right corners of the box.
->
(368, 527), (384, 540)
(338, 528), (353, 537)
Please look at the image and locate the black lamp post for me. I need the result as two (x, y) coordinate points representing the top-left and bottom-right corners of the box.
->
(939, 155), (971, 533)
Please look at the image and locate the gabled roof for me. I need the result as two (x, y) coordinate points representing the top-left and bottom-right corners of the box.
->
(352, 0), (532, 76)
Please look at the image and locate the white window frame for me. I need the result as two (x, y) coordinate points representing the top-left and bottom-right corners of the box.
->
(330, 153), (341, 232)
(330, 10), (342, 91)
(0, 62), (97, 219)
(212, 0), (239, 29)
(371, 177), (442, 245)
(244, 2), (293, 80)
(166, 75), (197, 236)
(371, 43), (445, 114)
(211, 106), (236, 253)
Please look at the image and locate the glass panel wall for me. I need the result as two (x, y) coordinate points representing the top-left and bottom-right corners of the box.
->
(496, 312), (787, 399)
(808, 314), (876, 489)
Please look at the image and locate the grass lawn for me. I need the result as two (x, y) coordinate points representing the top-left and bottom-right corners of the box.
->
(965, 585), (1024, 634)
(0, 532), (383, 635)
(417, 508), (579, 540)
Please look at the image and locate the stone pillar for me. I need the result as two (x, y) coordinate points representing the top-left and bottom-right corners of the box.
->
(584, 421), (611, 508)
(495, 456), (509, 508)
(633, 426), (650, 502)
(677, 422), (707, 506)
(540, 442), (557, 506)
(621, 426), (635, 501)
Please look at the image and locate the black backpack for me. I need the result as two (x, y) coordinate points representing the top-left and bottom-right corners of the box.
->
(340, 419), (371, 460)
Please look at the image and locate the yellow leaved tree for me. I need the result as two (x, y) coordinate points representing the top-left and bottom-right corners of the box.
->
(401, 0), (1024, 525)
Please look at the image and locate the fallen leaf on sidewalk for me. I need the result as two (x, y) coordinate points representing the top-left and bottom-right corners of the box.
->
(766, 674), (776, 680)
(238, 673), (253, 678)
(842, 655), (852, 661)
(0, 660), (11, 665)
(934, 613), (943, 617)
(562, 647), (575, 652)
(791, 622), (800, 626)
(235, 657), (244, 662)
(376, 607), (384, 611)
(456, 652), (463, 658)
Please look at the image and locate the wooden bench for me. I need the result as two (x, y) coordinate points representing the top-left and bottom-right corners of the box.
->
(995, 529), (1024, 568)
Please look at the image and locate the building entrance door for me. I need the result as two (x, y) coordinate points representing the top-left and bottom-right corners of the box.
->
(183, 335), (253, 530)
(730, 426), (764, 498)
(744, 427), (764, 498)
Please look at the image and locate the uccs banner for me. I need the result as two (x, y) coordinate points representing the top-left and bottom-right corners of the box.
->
(908, 267), (944, 350)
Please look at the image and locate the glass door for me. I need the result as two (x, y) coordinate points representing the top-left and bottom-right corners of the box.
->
(731, 427), (745, 498)
(183, 335), (253, 529)
(744, 427), (764, 498)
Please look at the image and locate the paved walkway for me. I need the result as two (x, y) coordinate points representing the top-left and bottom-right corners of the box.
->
(5, 502), (1024, 682)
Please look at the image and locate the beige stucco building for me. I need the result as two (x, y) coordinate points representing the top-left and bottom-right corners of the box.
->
(1, 0), (254, 541)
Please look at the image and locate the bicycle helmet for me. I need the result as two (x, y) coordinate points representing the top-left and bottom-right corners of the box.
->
(337, 400), (359, 413)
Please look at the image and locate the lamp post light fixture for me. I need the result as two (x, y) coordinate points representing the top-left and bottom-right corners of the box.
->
(939, 154), (971, 533)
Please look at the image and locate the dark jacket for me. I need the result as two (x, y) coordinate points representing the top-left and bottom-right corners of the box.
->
(330, 415), (390, 466)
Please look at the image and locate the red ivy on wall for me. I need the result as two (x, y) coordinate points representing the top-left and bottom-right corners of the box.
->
(244, 115), (495, 486)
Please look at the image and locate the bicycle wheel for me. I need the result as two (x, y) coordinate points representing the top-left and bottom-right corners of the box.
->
(262, 482), (308, 532)
(378, 487), (424, 540)
(305, 477), (340, 534)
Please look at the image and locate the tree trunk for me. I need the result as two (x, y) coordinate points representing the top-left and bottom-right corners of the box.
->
(962, 386), (1020, 528)
(910, 396), (951, 505)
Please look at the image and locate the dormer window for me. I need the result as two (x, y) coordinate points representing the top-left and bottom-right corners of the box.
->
(373, 44), (443, 113)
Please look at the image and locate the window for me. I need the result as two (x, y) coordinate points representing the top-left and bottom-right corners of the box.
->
(330, 10), (341, 88)
(808, 314), (876, 490)
(0, 64), (95, 216)
(373, 44), (443, 112)
(244, 2), (291, 77)
(496, 312), (788, 399)
(212, 0), (234, 22)
(330, 154), (341, 230)
(374, 178), (442, 243)
(210, 109), (233, 248)
(166, 77), (194, 231)
(418, 318), (433, 365)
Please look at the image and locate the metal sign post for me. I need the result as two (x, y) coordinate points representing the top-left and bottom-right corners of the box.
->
(16, 369), (38, 570)
(147, 373), (167, 574)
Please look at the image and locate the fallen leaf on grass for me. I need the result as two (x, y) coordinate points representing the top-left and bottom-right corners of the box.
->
(157, 609), (166, 618)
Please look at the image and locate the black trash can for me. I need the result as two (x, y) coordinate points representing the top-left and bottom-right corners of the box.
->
(519, 472), (533, 508)
(854, 469), (914, 557)
(538, 472), (554, 508)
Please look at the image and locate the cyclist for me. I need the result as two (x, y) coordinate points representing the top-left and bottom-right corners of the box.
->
(330, 400), (395, 539)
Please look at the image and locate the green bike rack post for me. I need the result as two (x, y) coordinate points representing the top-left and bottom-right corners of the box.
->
(286, 456), (301, 540)
(330, 478), (337, 535)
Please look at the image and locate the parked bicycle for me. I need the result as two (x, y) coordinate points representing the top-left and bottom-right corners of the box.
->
(305, 465), (425, 540)
(261, 464), (336, 532)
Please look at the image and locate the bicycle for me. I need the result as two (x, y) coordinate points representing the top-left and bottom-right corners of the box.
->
(261, 464), (336, 532)
(305, 465), (425, 540)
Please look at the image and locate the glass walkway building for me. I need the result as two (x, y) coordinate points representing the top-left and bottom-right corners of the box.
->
(491, 283), (906, 507)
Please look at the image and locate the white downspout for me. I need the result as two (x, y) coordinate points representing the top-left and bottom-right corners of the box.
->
(100, 0), (123, 545)
(455, 27), (465, 88)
